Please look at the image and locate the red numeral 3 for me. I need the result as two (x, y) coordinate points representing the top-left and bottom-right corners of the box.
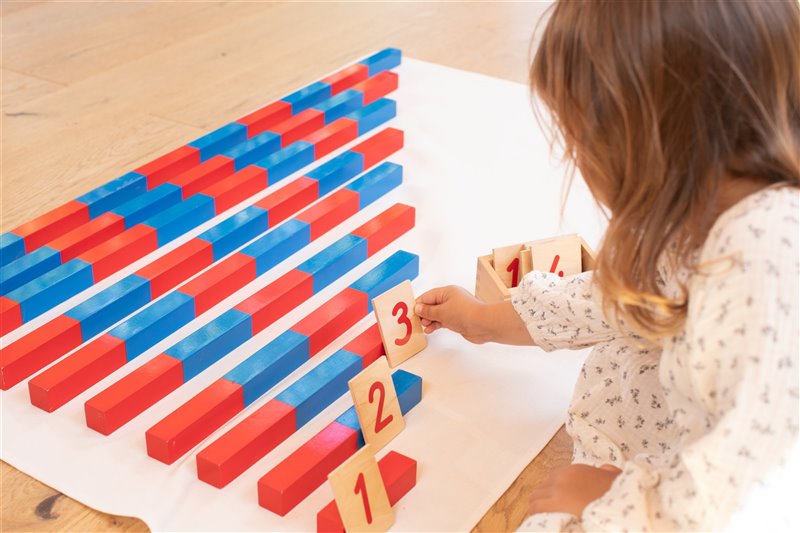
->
(392, 301), (412, 346)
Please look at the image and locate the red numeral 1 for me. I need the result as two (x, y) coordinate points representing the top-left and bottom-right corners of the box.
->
(392, 301), (412, 346)
(507, 257), (520, 287)
(354, 472), (373, 524)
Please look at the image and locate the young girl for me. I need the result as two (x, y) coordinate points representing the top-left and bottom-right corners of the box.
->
(415, 1), (799, 530)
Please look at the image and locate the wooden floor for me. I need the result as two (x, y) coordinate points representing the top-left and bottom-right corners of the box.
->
(0, 1), (572, 531)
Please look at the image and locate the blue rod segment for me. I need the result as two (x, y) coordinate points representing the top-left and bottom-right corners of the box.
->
(312, 90), (364, 124)
(345, 162), (403, 209)
(296, 234), (368, 294)
(359, 48), (402, 76)
(239, 219), (311, 276)
(350, 250), (419, 312)
(197, 206), (269, 262)
(1, 246), (61, 296)
(109, 291), (195, 361)
(222, 131), (281, 171)
(65, 274), (152, 341)
(189, 123), (248, 162)
(305, 151), (364, 197)
(276, 349), (362, 429)
(347, 98), (396, 135)
(8, 259), (94, 323)
(225, 330), (310, 407)
(76, 172), (147, 219)
(282, 81), (332, 113)
(254, 141), (315, 183)
(111, 183), (182, 229)
(0, 233), (25, 267)
(141, 194), (215, 247)
(165, 308), (253, 382)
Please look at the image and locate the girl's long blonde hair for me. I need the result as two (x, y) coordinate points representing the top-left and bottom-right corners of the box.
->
(531, 0), (800, 338)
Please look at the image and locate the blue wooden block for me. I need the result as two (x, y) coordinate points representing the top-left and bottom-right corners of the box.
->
(239, 219), (311, 276)
(0, 233), (25, 267)
(312, 90), (364, 124)
(188, 123), (248, 161)
(109, 291), (195, 361)
(197, 206), (269, 261)
(222, 131), (281, 171)
(65, 274), (152, 341)
(111, 183), (182, 229)
(165, 308), (253, 382)
(276, 349), (362, 429)
(359, 48), (402, 76)
(282, 81), (333, 113)
(8, 259), (94, 323)
(296, 234), (368, 294)
(1, 246), (61, 296)
(224, 330), (310, 407)
(346, 162), (403, 209)
(335, 369), (421, 448)
(305, 151), (364, 197)
(254, 141), (315, 183)
(76, 172), (148, 219)
(141, 194), (215, 247)
(347, 98), (396, 136)
(350, 250), (419, 311)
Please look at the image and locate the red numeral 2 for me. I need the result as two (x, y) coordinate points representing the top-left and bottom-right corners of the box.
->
(369, 381), (394, 433)
(507, 257), (520, 287)
(392, 301), (412, 346)
(354, 472), (373, 524)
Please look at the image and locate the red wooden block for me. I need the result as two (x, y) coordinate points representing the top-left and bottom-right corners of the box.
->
(198, 166), (267, 215)
(258, 421), (359, 516)
(268, 109), (325, 148)
(0, 297), (22, 337)
(78, 225), (159, 282)
(196, 399), (296, 488)
(349, 127), (404, 170)
(352, 71), (399, 105)
(343, 323), (386, 368)
(48, 212), (126, 262)
(316, 451), (417, 533)
(135, 238), (214, 299)
(146, 378), (245, 465)
(254, 176), (319, 227)
(291, 288), (369, 357)
(301, 119), (359, 159)
(136, 146), (201, 189)
(350, 203), (415, 257)
(179, 253), (257, 315)
(322, 64), (369, 95)
(234, 269), (314, 334)
(28, 334), (127, 412)
(0, 315), (82, 390)
(295, 189), (360, 241)
(84, 353), (184, 435)
(13, 200), (91, 253)
(168, 155), (235, 199)
(238, 101), (294, 138)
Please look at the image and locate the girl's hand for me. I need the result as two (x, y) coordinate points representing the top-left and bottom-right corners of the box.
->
(528, 464), (622, 518)
(415, 286), (534, 345)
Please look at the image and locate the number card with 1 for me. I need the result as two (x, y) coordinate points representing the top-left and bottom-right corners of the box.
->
(492, 243), (524, 288)
(372, 279), (426, 367)
(348, 357), (405, 452)
(528, 234), (582, 278)
(328, 444), (394, 533)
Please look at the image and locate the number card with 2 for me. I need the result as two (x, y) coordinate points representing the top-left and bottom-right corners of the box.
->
(348, 357), (405, 452)
(328, 444), (394, 532)
(372, 280), (426, 367)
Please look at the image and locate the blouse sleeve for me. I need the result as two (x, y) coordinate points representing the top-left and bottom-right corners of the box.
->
(511, 270), (618, 351)
(580, 193), (800, 531)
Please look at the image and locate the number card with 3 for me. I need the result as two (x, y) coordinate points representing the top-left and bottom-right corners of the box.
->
(348, 357), (405, 451)
(328, 444), (394, 533)
(372, 279), (426, 367)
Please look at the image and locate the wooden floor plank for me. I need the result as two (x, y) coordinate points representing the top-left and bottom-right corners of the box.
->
(1, 68), (65, 109)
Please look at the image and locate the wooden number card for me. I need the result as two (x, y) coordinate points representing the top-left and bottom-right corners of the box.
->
(328, 444), (394, 532)
(348, 357), (405, 451)
(529, 234), (582, 277)
(372, 280), (426, 367)
(519, 247), (533, 280)
(492, 243), (524, 288)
